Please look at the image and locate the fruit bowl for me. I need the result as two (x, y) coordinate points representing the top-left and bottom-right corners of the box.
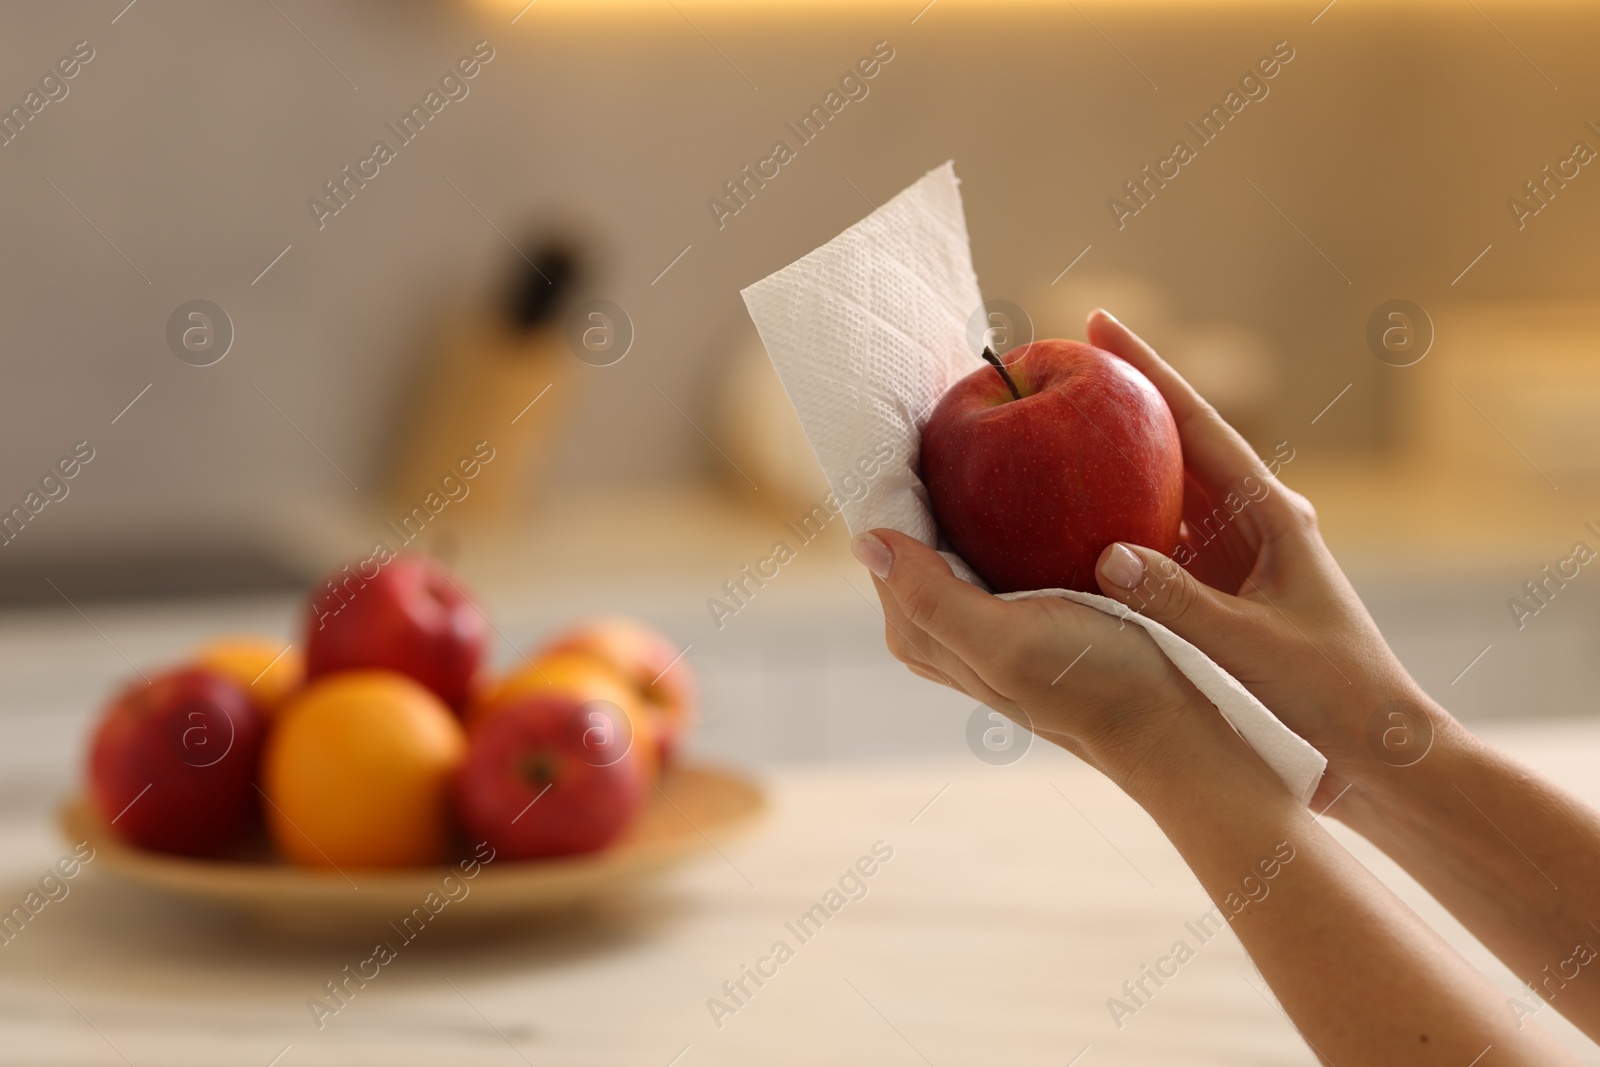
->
(59, 764), (763, 934)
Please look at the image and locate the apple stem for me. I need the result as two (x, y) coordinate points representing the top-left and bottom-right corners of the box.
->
(982, 347), (1022, 401)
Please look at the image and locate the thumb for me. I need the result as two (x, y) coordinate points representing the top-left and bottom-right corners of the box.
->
(1094, 541), (1242, 637)
(852, 529), (1011, 663)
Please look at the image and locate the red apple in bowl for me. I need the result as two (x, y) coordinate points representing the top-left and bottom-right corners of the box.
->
(454, 692), (647, 860)
(87, 667), (264, 856)
(920, 339), (1182, 594)
(304, 554), (486, 712)
(536, 618), (695, 769)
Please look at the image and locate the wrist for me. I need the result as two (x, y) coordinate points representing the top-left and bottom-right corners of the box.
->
(1328, 689), (1475, 830)
(1074, 685), (1287, 809)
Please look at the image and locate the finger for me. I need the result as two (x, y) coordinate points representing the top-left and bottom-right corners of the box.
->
(864, 563), (998, 703)
(905, 661), (956, 686)
(1085, 308), (1206, 424)
(1177, 471), (1266, 592)
(870, 572), (1005, 704)
(1086, 309), (1294, 519)
(852, 529), (1014, 667)
(879, 607), (953, 684)
(1094, 540), (1263, 642)
(869, 576), (944, 673)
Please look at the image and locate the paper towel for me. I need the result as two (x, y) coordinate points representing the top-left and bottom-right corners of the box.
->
(740, 161), (1326, 805)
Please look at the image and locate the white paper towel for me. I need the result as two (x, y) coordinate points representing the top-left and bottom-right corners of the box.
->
(740, 161), (1326, 805)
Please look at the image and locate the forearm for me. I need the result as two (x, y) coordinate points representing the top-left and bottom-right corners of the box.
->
(1336, 697), (1600, 1038)
(1087, 699), (1579, 1065)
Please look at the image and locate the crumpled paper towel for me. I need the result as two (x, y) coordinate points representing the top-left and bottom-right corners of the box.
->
(740, 161), (1325, 804)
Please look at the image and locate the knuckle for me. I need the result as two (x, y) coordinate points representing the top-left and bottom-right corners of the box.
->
(1160, 571), (1199, 623)
(899, 578), (942, 634)
(884, 622), (915, 665)
(987, 637), (1032, 682)
(1286, 492), (1319, 532)
(1127, 559), (1193, 622)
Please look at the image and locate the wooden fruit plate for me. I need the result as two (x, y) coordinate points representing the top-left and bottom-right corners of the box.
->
(59, 764), (764, 933)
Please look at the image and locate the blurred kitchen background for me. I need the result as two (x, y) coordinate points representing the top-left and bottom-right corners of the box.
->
(4, 0), (1600, 809)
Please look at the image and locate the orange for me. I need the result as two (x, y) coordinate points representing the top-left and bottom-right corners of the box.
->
(263, 670), (466, 868)
(539, 617), (696, 768)
(193, 635), (303, 718)
(473, 651), (657, 777)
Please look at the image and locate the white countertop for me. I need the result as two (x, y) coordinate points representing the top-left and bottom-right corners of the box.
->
(3, 506), (1599, 1064)
(4, 718), (1600, 1066)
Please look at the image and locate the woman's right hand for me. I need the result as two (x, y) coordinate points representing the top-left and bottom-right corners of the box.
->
(1082, 310), (1427, 807)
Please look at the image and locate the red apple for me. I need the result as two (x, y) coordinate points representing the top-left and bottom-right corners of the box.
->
(304, 554), (486, 712)
(88, 667), (264, 856)
(537, 617), (696, 768)
(921, 339), (1183, 594)
(453, 693), (646, 860)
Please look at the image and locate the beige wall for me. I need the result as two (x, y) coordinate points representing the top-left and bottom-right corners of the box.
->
(1, 0), (1596, 571)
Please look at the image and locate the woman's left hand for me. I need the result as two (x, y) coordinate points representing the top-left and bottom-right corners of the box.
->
(852, 527), (1219, 780)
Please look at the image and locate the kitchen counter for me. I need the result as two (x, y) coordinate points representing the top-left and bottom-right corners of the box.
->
(4, 718), (1599, 1065)
(4, 474), (1599, 1064)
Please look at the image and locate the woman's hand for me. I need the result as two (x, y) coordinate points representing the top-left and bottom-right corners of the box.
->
(850, 524), (1253, 789)
(857, 308), (1424, 806)
(1075, 309), (1422, 807)
(853, 309), (1600, 1059)
(1082, 310), (1600, 1044)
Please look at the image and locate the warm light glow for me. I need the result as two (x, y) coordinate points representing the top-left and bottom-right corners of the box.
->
(466, 0), (1323, 14)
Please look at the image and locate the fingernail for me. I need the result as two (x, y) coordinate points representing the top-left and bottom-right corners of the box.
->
(1091, 307), (1121, 325)
(850, 533), (893, 579)
(1099, 543), (1144, 590)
